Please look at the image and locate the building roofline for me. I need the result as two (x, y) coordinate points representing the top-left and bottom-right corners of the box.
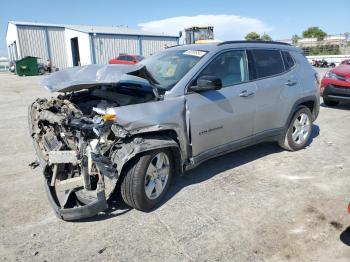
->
(8, 20), (179, 38)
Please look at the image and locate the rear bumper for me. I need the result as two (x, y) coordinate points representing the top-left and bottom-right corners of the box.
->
(322, 84), (350, 102)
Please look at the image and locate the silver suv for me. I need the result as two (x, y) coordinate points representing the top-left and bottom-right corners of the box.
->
(29, 41), (320, 220)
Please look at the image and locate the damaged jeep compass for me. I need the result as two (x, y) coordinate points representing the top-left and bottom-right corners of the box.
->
(29, 41), (320, 220)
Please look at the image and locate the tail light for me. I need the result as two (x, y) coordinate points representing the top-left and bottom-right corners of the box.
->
(314, 72), (320, 87)
(348, 203), (350, 214)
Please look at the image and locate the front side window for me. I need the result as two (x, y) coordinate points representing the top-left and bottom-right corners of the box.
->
(198, 50), (248, 87)
(249, 49), (284, 79)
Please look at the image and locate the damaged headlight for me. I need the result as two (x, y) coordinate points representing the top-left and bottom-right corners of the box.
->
(101, 113), (116, 121)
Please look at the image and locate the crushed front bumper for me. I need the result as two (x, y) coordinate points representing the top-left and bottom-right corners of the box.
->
(28, 102), (118, 221)
(39, 152), (117, 221)
(44, 176), (108, 221)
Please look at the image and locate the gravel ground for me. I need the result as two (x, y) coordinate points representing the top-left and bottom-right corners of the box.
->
(0, 69), (349, 262)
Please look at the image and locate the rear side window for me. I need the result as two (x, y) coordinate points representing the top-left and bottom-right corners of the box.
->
(248, 49), (284, 79)
(281, 51), (295, 70)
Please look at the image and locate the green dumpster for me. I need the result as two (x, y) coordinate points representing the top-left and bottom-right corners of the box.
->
(15, 56), (39, 76)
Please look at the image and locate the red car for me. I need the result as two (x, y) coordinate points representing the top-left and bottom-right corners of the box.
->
(320, 59), (350, 106)
(108, 54), (144, 65)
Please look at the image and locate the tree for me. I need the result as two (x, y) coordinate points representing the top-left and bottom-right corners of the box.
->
(292, 34), (300, 44)
(261, 33), (272, 41)
(302, 27), (327, 41)
(245, 32), (261, 40)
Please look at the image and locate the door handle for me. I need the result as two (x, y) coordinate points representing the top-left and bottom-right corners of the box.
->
(285, 80), (297, 86)
(239, 90), (255, 97)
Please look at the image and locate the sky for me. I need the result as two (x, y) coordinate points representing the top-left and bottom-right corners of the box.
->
(1, 0), (350, 57)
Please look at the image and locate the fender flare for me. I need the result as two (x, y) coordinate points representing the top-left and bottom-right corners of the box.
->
(285, 95), (319, 129)
(111, 135), (182, 175)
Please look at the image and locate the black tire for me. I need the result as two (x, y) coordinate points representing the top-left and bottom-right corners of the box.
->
(39, 68), (45, 75)
(323, 98), (339, 107)
(120, 149), (173, 211)
(278, 107), (313, 151)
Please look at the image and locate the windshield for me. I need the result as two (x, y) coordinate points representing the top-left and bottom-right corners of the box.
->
(139, 49), (207, 90)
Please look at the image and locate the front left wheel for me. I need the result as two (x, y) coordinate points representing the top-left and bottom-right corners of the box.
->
(120, 149), (173, 211)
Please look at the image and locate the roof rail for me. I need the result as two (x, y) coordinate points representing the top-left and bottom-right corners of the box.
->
(217, 40), (291, 46)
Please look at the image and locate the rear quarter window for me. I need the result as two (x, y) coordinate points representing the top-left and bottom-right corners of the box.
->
(282, 51), (295, 70)
(248, 49), (285, 79)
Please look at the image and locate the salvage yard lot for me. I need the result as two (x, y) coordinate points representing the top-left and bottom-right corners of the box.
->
(0, 69), (350, 261)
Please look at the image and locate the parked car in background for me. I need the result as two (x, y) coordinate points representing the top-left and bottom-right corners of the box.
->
(108, 54), (144, 65)
(311, 59), (335, 68)
(29, 41), (319, 220)
(320, 59), (350, 106)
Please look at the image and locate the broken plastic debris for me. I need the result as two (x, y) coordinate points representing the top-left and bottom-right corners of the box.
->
(29, 160), (40, 169)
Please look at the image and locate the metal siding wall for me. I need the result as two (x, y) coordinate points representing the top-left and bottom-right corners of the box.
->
(93, 34), (139, 64)
(141, 37), (178, 57)
(47, 28), (68, 69)
(17, 26), (49, 63)
(8, 45), (15, 61)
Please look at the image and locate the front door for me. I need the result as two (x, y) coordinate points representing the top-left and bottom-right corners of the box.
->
(186, 50), (257, 157)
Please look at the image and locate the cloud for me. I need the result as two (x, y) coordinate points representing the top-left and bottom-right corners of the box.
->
(138, 14), (273, 41)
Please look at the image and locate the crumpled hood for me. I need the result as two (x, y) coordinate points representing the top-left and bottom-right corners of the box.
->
(41, 64), (143, 93)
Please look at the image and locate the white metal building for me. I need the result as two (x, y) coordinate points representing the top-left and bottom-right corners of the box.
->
(6, 21), (179, 69)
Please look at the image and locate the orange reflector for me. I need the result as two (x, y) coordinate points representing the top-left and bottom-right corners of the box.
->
(102, 114), (116, 121)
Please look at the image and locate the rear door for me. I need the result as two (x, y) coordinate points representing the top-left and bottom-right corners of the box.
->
(186, 50), (257, 157)
(247, 49), (299, 134)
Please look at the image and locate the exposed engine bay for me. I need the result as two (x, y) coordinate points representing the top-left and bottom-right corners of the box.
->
(29, 83), (156, 220)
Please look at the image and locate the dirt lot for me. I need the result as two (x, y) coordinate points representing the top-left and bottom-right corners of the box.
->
(0, 69), (349, 262)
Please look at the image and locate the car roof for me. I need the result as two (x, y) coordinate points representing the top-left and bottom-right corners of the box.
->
(169, 41), (300, 53)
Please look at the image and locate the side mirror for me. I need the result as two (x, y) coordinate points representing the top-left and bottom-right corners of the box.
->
(190, 75), (222, 92)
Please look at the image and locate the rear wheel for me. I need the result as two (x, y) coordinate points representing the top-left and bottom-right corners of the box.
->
(323, 98), (339, 107)
(278, 107), (312, 151)
(121, 149), (173, 211)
